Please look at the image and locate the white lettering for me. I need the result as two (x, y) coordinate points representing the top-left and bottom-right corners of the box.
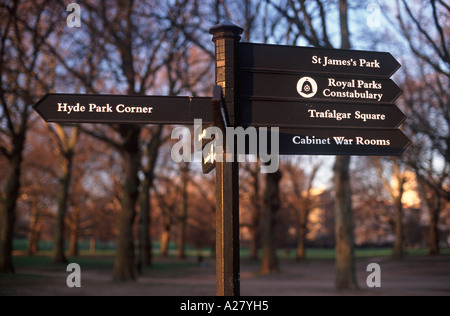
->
(355, 111), (386, 122)
(57, 103), (85, 114)
(66, 3), (81, 28)
(366, 263), (381, 288)
(323, 89), (383, 101)
(116, 104), (153, 114)
(360, 58), (381, 68)
(308, 109), (352, 121)
(66, 263), (81, 288)
(333, 137), (354, 145)
(171, 127), (191, 163)
(180, 300), (215, 313)
(312, 55), (321, 65)
(293, 136), (330, 145)
(356, 137), (391, 146)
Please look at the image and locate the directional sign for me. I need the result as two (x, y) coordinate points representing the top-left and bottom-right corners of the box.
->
(271, 128), (411, 156)
(212, 85), (229, 130)
(34, 94), (214, 125)
(240, 72), (402, 104)
(202, 86), (230, 174)
(240, 101), (406, 129)
(202, 141), (217, 174)
(240, 43), (401, 78)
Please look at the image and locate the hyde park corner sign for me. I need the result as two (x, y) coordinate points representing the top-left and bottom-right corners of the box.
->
(33, 94), (215, 125)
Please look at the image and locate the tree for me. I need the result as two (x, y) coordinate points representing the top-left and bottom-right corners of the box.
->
(188, 172), (216, 257)
(240, 161), (262, 261)
(390, 0), (449, 254)
(374, 158), (408, 259)
(41, 0), (197, 281)
(402, 73), (449, 255)
(154, 166), (178, 258)
(417, 176), (444, 256)
(334, 0), (358, 291)
(394, 0), (449, 79)
(0, 1), (59, 273)
(137, 126), (163, 269)
(265, 0), (358, 289)
(283, 158), (323, 261)
(177, 162), (190, 260)
(260, 169), (282, 275)
(47, 124), (79, 263)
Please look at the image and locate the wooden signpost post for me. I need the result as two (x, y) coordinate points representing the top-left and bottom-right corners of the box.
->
(34, 22), (410, 297)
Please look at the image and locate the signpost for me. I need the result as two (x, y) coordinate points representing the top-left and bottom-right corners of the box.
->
(34, 94), (214, 125)
(201, 86), (230, 174)
(241, 101), (406, 129)
(240, 72), (403, 104)
(237, 41), (410, 158)
(239, 42), (401, 78)
(34, 21), (411, 297)
(276, 128), (411, 156)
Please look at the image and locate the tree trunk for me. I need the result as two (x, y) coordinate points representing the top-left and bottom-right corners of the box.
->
(334, 156), (358, 290)
(53, 151), (73, 264)
(177, 163), (189, 260)
(138, 126), (163, 269)
(429, 196), (441, 256)
(392, 196), (404, 259)
(296, 211), (308, 261)
(249, 224), (259, 261)
(260, 170), (282, 275)
(333, 0), (358, 291)
(69, 208), (80, 257)
(160, 221), (171, 258)
(138, 181), (151, 268)
(249, 163), (261, 261)
(0, 133), (26, 273)
(89, 238), (96, 254)
(418, 178), (442, 256)
(113, 126), (140, 282)
(177, 218), (187, 260)
(27, 202), (41, 256)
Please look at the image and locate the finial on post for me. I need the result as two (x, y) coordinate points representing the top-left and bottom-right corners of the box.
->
(209, 21), (244, 42)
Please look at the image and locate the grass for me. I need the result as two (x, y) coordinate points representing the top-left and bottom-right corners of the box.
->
(10, 239), (450, 272)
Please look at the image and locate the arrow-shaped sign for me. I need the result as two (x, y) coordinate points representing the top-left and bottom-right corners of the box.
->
(202, 86), (230, 174)
(202, 140), (217, 174)
(271, 128), (411, 156)
(241, 101), (407, 129)
(240, 43), (401, 78)
(33, 94), (214, 125)
(240, 72), (403, 104)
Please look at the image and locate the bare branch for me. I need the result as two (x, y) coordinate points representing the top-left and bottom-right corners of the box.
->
(436, 0), (450, 12)
(78, 125), (121, 151)
(0, 144), (11, 159)
(315, 0), (333, 48)
(431, 0), (450, 65)
(398, 0), (450, 77)
(374, 158), (396, 199)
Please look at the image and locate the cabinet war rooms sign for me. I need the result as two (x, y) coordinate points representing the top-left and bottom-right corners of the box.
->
(34, 22), (411, 297)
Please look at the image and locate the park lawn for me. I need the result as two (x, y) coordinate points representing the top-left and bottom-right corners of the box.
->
(9, 246), (450, 272)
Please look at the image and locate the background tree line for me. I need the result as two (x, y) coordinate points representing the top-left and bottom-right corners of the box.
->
(0, 0), (448, 290)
